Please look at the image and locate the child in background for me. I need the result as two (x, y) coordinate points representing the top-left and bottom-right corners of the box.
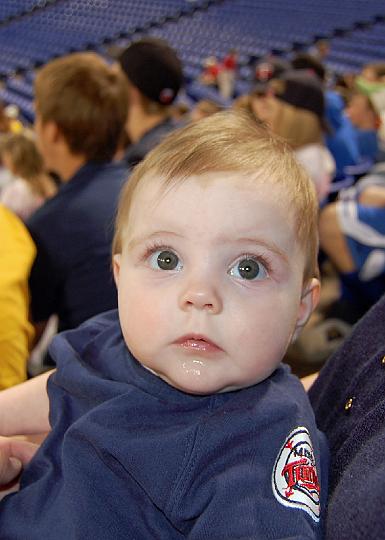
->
(0, 131), (56, 221)
(0, 110), (328, 539)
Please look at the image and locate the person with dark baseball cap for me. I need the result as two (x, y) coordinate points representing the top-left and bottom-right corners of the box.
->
(271, 70), (329, 132)
(118, 37), (184, 167)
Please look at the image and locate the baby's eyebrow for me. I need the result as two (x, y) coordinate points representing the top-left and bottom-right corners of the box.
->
(126, 230), (182, 250)
(223, 236), (290, 264)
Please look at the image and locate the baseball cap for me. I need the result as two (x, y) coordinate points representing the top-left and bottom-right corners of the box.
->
(119, 37), (183, 105)
(291, 53), (326, 82)
(271, 70), (329, 131)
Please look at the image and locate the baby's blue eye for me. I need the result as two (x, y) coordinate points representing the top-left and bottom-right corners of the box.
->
(229, 257), (268, 281)
(149, 250), (182, 271)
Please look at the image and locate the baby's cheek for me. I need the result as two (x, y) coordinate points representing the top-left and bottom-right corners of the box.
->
(237, 316), (289, 361)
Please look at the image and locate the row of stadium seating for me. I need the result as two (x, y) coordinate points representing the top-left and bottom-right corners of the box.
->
(0, 0), (214, 78)
(0, 0), (55, 24)
(328, 22), (385, 71)
(0, 0), (385, 122)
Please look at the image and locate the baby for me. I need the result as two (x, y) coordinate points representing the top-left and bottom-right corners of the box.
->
(0, 110), (327, 539)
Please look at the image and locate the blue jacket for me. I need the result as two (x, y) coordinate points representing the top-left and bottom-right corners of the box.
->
(0, 311), (328, 539)
(325, 91), (360, 179)
(27, 161), (128, 331)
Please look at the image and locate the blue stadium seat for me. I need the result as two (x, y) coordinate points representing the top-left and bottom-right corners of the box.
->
(0, 0), (385, 121)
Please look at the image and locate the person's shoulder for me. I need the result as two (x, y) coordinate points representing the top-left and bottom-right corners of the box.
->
(0, 204), (36, 263)
(88, 160), (129, 182)
(52, 310), (120, 359)
(125, 119), (179, 166)
(0, 203), (23, 232)
(26, 185), (63, 232)
(27, 162), (128, 234)
(61, 161), (128, 199)
(48, 310), (128, 393)
(72, 161), (129, 208)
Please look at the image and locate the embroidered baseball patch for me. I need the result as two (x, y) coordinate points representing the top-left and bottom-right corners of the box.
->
(272, 426), (320, 521)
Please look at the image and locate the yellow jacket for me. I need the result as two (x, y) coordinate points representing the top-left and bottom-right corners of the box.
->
(0, 205), (36, 389)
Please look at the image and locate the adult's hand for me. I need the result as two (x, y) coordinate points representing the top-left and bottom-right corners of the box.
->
(0, 436), (39, 486)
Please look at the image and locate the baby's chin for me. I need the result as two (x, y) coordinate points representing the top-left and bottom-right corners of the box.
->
(155, 370), (254, 396)
(138, 354), (275, 395)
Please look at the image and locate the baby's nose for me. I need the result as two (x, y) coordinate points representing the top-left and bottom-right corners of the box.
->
(179, 278), (223, 314)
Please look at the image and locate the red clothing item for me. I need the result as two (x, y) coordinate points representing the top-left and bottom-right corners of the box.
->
(223, 54), (236, 70)
(206, 64), (220, 78)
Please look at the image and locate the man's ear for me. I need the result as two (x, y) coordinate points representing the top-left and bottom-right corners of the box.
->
(112, 254), (121, 287)
(292, 278), (321, 342)
(44, 121), (61, 144)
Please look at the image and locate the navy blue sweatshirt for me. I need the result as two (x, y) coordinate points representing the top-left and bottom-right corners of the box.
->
(0, 311), (328, 539)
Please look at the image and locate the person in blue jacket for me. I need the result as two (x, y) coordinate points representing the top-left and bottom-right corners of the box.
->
(26, 52), (130, 337)
(0, 110), (328, 539)
(309, 293), (385, 540)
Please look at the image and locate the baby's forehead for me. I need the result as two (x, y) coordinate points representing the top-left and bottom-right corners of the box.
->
(125, 170), (299, 243)
(131, 169), (291, 207)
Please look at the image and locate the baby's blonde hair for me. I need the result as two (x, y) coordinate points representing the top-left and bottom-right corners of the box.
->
(113, 109), (319, 282)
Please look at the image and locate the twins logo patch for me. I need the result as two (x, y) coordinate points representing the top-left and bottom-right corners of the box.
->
(272, 426), (320, 522)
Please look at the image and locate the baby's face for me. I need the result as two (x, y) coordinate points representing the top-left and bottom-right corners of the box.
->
(114, 172), (318, 394)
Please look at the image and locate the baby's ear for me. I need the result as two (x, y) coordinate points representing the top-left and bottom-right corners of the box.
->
(292, 278), (321, 342)
(112, 254), (121, 287)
